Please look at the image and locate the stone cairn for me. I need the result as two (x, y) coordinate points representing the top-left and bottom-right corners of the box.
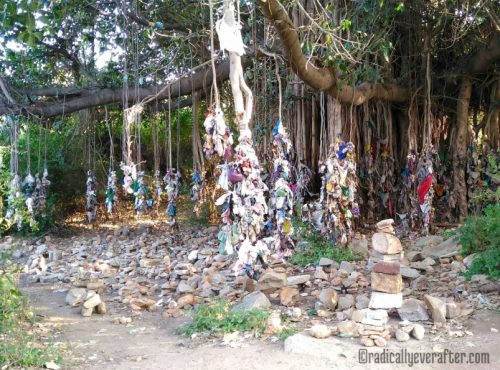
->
(65, 269), (107, 317)
(368, 219), (403, 309)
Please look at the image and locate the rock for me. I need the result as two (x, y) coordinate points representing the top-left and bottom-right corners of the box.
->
(422, 238), (460, 258)
(280, 287), (299, 306)
(81, 306), (94, 317)
(463, 253), (476, 268)
(337, 320), (359, 337)
(395, 329), (410, 342)
(319, 288), (338, 310)
(400, 267), (420, 279)
(284, 333), (349, 361)
(371, 272), (402, 293)
(232, 291), (271, 312)
(318, 257), (335, 267)
(415, 235), (444, 249)
(450, 261), (465, 272)
(411, 276), (430, 290)
(96, 301), (107, 314)
(257, 271), (287, 290)
(355, 294), (370, 309)
(369, 292), (402, 309)
(86, 281), (104, 290)
(337, 294), (355, 310)
(187, 250), (198, 262)
(372, 233), (402, 254)
(398, 298), (429, 321)
(309, 324), (332, 339)
(177, 294), (196, 308)
(351, 239), (369, 257)
(65, 288), (87, 307)
(287, 275), (311, 286)
(422, 257), (436, 266)
(372, 261), (400, 275)
(424, 295), (447, 323)
(39, 273), (60, 284)
(266, 311), (282, 334)
(83, 293), (102, 309)
(374, 336), (387, 347)
(351, 310), (365, 323)
(446, 302), (461, 318)
(360, 337), (375, 347)
(339, 261), (353, 273)
(314, 267), (328, 280)
(177, 280), (194, 293)
(412, 324), (425, 340)
(407, 251), (423, 262)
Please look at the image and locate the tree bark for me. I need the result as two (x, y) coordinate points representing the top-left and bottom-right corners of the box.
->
(453, 79), (472, 220)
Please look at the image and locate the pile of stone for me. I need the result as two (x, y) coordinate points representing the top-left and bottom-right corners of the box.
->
(65, 281), (106, 317)
(369, 219), (403, 309)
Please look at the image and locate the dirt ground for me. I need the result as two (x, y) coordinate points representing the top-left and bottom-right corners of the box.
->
(22, 281), (499, 370)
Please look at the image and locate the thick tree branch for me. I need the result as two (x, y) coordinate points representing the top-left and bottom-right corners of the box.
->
(257, 0), (409, 105)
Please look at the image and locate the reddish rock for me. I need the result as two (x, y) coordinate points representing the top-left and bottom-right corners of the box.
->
(373, 261), (400, 275)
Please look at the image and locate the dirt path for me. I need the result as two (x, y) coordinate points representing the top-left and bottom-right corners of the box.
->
(22, 282), (499, 370)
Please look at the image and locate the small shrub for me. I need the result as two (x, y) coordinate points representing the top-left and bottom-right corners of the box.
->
(463, 248), (500, 280)
(289, 220), (363, 266)
(459, 204), (500, 256)
(178, 299), (269, 336)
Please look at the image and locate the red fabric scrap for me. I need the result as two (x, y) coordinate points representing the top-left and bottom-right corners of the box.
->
(418, 175), (433, 204)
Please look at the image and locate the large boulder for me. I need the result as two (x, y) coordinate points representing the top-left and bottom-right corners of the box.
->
(232, 291), (271, 312)
(422, 238), (461, 258)
(256, 271), (287, 290)
(424, 295), (447, 323)
(397, 298), (430, 321)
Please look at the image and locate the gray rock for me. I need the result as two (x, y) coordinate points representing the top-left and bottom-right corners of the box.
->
(355, 294), (369, 309)
(39, 273), (60, 284)
(337, 320), (360, 337)
(177, 280), (195, 293)
(398, 298), (429, 321)
(319, 288), (338, 310)
(232, 291), (271, 312)
(318, 257), (335, 267)
(424, 295), (447, 323)
(422, 238), (461, 258)
(287, 274), (311, 286)
(351, 239), (369, 257)
(65, 288), (87, 307)
(396, 329), (410, 342)
(411, 324), (425, 340)
(337, 294), (355, 310)
(339, 261), (353, 273)
(284, 333), (349, 361)
(415, 235), (444, 249)
(400, 267), (421, 279)
(256, 271), (287, 290)
(406, 251), (423, 262)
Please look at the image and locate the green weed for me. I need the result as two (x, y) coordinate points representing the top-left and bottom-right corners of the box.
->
(276, 326), (298, 341)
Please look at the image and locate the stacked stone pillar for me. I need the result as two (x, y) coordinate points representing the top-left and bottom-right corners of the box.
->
(368, 219), (403, 309)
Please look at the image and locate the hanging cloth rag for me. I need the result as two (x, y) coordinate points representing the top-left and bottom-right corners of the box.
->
(417, 175), (433, 204)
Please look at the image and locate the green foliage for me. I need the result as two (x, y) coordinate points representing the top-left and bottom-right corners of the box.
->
(463, 248), (500, 281)
(440, 229), (457, 238)
(178, 299), (269, 336)
(459, 204), (500, 256)
(289, 220), (363, 266)
(276, 326), (298, 341)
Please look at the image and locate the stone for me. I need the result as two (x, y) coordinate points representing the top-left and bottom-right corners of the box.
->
(232, 291), (271, 312)
(257, 271), (287, 290)
(351, 310), (365, 323)
(96, 301), (107, 314)
(39, 273), (60, 284)
(319, 288), (338, 310)
(309, 324), (332, 339)
(446, 302), (461, 318)
(266, 311), (283, 334)
(83, 293), (102, 309)
(177, 294), (196, 308)
(395, 329), (410, 342)
(177, 281), (194, 293)
(187, 250), (198, 262)
(337, 294), (355, 310)
(372, 233), (402, 254)
(463, 253), (476, 268)
(65, 288), (87, 307)
(422, 257), (436, 266)
(369, 292), (402, 309)
(287, 275), (311, 286)
(86, 281), (104, 290)
(400, 267), (421, 279)
(351, 239), (369, 257)
(415, 235), (444, 249)
(81, 306), (94, 317)
(280, 287), (299, 306)
(450, 261), (465, 272)
(355, 294), (369, 309)
(371, 272), (402, 293)
(374, 336), (387, 347)
(422, 238), (461, 258)
(314, 267), (328, 280)
(337, 320), (359, 337)
(360, 337), (375, 347)
(372, 261), (400, 275)
(284, 333), (349, 361)
(407, 251), (423, 262)
(339, 261), (353, 273)
(412, 324), (425, 340)
(424, 295), (447, 323)
(411, 276), (430, 290)
(318, 257), (335, 267)
(398, 299), (430, 321)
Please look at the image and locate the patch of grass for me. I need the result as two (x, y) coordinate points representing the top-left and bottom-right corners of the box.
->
(440, 229), (457, 239)
(177, 299), (269, 336)
(0, 250), (61, 368)
(276, 326), (298, 341)
(289, 220), (363, 266)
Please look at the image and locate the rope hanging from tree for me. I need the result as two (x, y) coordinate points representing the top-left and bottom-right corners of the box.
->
(86, 115), (97, 224)
(105, 107), (118, 215)
(6, 115), (23, 230)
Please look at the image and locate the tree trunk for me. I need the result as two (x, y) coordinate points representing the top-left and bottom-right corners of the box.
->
(453, 79), (472, 220)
